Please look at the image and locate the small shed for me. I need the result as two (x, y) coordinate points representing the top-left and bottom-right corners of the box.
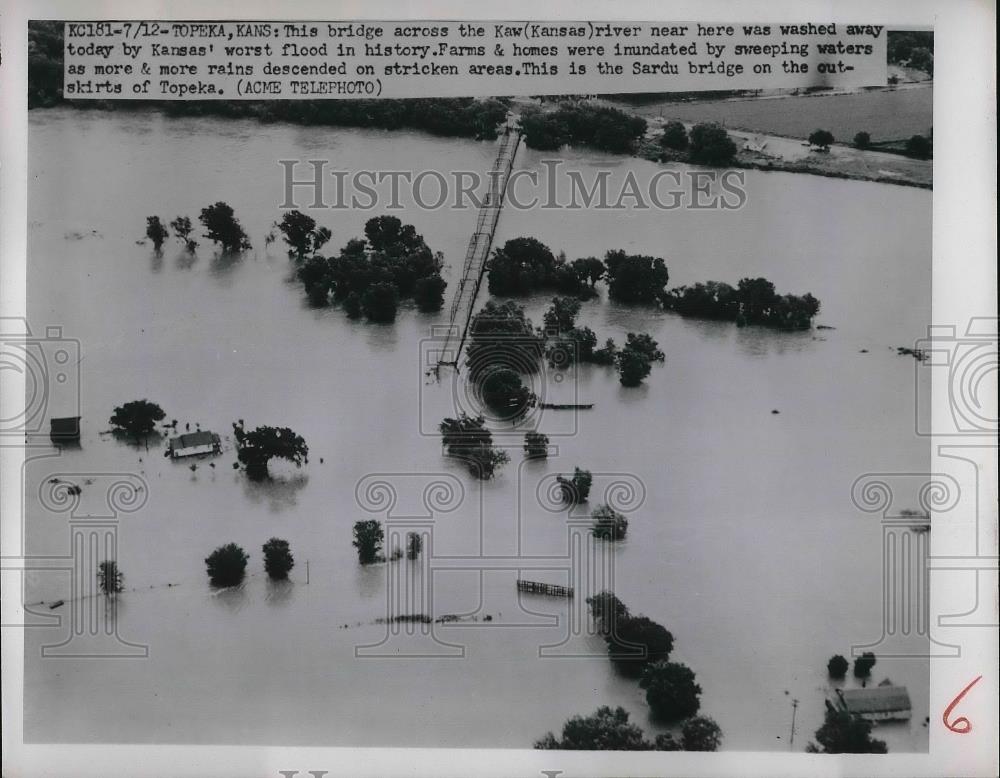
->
(167, 431), (221, 459)
(49, 416), (81, 441)
(834, 686), (912, 722)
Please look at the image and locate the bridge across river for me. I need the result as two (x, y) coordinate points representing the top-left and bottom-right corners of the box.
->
(435, 122), (522, 371)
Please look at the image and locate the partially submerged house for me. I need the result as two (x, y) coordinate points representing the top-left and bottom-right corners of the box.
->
(832, 685), (912, 722)
(49, 416), (81, 441)
(166, 431), (221, 459)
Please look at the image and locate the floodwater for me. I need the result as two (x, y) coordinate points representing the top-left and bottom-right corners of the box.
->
(23, 107), (930, 750)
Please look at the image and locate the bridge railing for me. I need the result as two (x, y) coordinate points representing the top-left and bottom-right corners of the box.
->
(437, 125), (522, 368)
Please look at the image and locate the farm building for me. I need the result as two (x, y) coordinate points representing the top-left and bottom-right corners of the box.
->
(49, 416), (81, 441)
(166, 431), (221, 459)
(832, 685), (912, 722)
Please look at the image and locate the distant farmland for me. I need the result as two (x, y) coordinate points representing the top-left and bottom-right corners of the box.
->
(632, 87), (933, 143)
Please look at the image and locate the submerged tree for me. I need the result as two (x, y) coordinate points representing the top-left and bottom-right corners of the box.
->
(479, 367), (535, 419)
(590, 338), (619, 366)
(572, 256), (607, 287)
(591, 503), (629, 541)
(606, 615), (674, 677)
(662, 276), (820, 330)
(406, 531), (423, 560)
(586, 591), (632, 634)
(170, 215), (198, 252)
(205, 543), (249, 587)
(439, 414), (510, 479)
(535, 706), (653, 750)
(807, 706), (888, 753)
(232, 421), (308, 481)
(853, 651), (877, 679)
(276, 210), (332, 259)
(353, 519), (384, 564)
(145, 216), (169, 252)
(616, 346), (653, 387)
(604, 250), (670, 304)
(623, 332), (665, 363)
(360, 281), (399, 323)
(556, 467), (593, 504)
(827, 654), (850, 679)
(486, 238), (591, 298)
(97, 560), (123, 597)
(199, 201), (251, 252)
(109, 399), (166, 443)
(262, 537), (294, 580)
(413, 274), (447, 313)
(523, 431), (549, 459)
(640, 661), (702, 721)
(681, 716), (723, 751)
(542, 296), (582, 334)
(465, 300), (544, 380)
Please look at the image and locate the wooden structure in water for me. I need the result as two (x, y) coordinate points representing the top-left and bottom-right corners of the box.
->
(517, 579), (574, 598)
(49, 416), (81, 442)
(435, 122), (522, 371)
(539, 402), (593, 410)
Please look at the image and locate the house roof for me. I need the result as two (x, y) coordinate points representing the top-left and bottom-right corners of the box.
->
(840, 686), (912, 713)
(169, 431), (220, 449)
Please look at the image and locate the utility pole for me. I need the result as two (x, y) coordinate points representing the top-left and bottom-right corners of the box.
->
(789, 698), (799, 751)
(306, 559), (310, 584)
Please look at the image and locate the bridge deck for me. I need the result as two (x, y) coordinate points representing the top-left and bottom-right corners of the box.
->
(436, 124), (522, 369)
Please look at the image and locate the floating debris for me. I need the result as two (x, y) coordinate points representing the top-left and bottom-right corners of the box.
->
(771, 409), (780, 415)
(374, 614), (432, 624)
(896, 346), (929, 361)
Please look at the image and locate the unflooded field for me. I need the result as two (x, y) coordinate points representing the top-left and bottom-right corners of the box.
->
(23, 107), (930, 751)
(627, 86), (933, 142)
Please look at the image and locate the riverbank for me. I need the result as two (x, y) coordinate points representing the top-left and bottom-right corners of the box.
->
(611, 86), (933, 189)
(636, 127), (933, 190)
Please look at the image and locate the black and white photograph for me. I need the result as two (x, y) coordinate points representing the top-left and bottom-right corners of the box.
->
(1, 3), (996, 777)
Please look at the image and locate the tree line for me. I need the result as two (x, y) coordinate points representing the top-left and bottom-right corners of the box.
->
(536, 592), (722, 751)
(518, 102), (648, 153)
(294, 215), (447, 321)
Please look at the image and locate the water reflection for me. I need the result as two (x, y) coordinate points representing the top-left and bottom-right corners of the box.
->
(241, 473), (309, 512)
(210, 583), (249, 614)
(208, 250), (244, 279)
(354, 562), (385, 601)
(265, 578), (295, 608)
(175, 249), (198, 270)
(734, 326), (814, 358)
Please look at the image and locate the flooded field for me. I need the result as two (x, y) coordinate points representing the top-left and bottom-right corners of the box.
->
(23, 107), (930, 750)
(628, 86), (933, 142)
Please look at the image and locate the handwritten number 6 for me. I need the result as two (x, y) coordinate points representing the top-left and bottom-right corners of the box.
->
(943, 675), (983, 733)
